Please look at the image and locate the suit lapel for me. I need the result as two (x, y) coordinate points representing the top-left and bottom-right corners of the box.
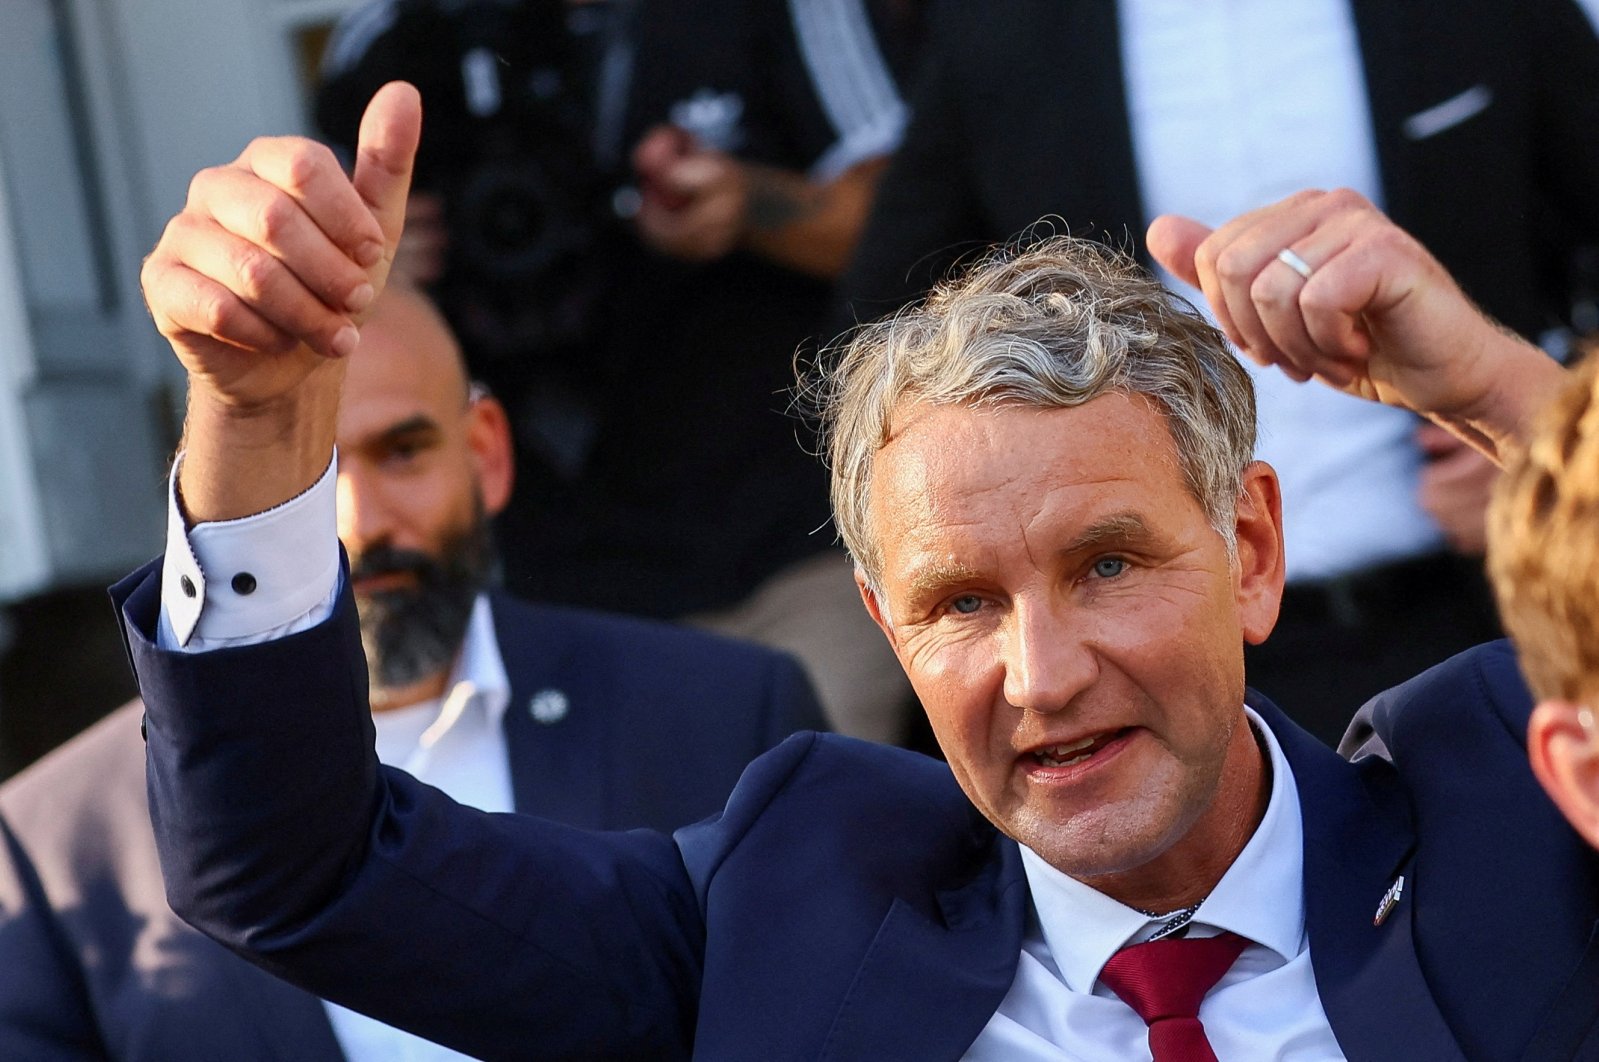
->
(818, 836), (1027, 1062)
(1520, 920), (1599, 1061)
(491, 595), (612, 828)
(1349, 0), (1432, 228)
(1262, 699), (1465, 1061)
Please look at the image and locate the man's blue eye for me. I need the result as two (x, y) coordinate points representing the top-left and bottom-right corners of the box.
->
(1092, 558), (1126, 579)
(950, 595), (983, 614)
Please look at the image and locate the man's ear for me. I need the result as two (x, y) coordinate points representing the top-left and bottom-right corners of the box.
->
(465, 394), (516, 517)
(855, 568), (900, 652)
(1528, 700), (1599, 849)
(1233, 461), (1286, 646)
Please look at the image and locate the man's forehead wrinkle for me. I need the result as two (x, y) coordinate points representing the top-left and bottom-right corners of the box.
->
(880, 396), (1032, 461)
(876, 433), (1030, 530)
(872, 395), (1186, 580)
(894, 509), (1152, 601)
(884, 447), (1153, 563)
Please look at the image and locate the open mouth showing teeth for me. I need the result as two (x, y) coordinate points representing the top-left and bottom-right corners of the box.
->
(1032, 729), (1131, 768)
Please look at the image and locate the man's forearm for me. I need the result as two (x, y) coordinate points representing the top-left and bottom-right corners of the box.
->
(1426, 324), (1570, 467)
(176, 361), (344, 523)
(741, 157), (887, 279)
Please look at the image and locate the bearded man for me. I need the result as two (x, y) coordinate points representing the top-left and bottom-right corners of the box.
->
(0, 283), (824, 1060)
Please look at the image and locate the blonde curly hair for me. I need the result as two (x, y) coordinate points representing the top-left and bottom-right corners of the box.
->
(1489, 357), (1599, 702)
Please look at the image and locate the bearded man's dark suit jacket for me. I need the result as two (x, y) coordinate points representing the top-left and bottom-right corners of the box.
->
(0, 589), (826, 1060)
(113, 555), (1599, 1059)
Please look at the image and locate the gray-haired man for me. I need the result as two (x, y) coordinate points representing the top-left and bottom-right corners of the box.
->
(125, 87), (1589, 1060)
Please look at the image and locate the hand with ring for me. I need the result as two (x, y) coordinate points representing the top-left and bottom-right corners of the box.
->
(1275, 248), (1315, 281)
(1144, 188), (1568, 463)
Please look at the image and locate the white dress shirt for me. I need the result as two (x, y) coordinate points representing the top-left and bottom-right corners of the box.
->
(157, 455), (519, 1062)
(964, 708), (1346, 1060)
(1119, 0), (1442, 582)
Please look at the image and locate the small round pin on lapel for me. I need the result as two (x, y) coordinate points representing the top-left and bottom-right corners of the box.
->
(529, 689), (569, 725)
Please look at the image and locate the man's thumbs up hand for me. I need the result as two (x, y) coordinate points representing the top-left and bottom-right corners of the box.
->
(141, 83), (421, 521)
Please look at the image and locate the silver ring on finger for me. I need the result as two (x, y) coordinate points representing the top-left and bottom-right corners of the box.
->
(1276, 248), (1315, 281)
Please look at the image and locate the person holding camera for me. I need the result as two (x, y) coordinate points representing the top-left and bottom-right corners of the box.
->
(316, 0), (925, 743)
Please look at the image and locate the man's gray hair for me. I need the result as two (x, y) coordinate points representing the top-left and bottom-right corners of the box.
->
(814, 235), (1258, 588)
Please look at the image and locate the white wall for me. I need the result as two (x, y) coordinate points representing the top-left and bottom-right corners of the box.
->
(109, 0), (361, 235)
(0, 0), (360, 600)
(0, 145), (51, 602)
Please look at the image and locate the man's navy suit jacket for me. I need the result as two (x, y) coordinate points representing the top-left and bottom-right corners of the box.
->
(0, 587), (825, 1060)
(117, 564), (1599, 1061)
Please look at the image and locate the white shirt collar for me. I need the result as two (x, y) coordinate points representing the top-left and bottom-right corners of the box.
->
(444, 593), (511, 730)
(376, 592), (514, 774)
(1019, 706), (1305, 994)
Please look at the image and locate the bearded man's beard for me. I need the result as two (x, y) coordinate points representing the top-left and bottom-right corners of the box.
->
(350, 506), (495, 692)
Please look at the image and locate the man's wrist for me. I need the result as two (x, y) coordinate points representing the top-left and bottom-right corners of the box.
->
(178, 367), (344, 524)
(1451, 327), (1569, 463)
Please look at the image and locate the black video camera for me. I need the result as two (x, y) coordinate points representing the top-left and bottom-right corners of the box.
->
(316, 0), (624, 380)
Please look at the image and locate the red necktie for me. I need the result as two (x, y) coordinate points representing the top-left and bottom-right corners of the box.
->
(1097, 931), (1249, 1062)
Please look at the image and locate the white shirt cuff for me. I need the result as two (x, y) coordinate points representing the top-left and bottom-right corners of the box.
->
(158, 453), (342, 650)
(808, 103), (908, 183)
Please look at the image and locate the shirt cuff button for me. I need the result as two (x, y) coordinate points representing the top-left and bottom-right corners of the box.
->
(231, 572), (257, 596)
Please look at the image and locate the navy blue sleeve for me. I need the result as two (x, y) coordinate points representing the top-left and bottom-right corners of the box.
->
(120, 559), (713, 1060)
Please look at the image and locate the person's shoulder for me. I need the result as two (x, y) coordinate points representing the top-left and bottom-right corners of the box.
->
(801, 730), (959, 784)
(674, 729), (984, 895)
(1374, 640), (1531, 741)
(706, 731), (974, 839)
(0, 700), (148, 842)
(1340, 640), (1534, 766)
(810, 732), (974, 819)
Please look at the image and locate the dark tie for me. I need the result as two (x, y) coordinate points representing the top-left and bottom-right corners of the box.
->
(1097, 931), (1249, 1062)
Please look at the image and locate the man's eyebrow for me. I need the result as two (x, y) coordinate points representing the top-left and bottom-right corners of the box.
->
(897, 515), (1158, 604)
(363, 415), (443, 448)
(1062, 512), (1155, 554)
(904, 560), (986, 601)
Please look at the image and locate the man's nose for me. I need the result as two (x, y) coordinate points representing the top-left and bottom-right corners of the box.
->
(335, 468), (393, 551)
(1001, 601), (1097, 714)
